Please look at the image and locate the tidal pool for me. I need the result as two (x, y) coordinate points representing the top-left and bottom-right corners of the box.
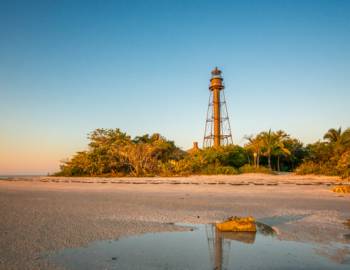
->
(49, 221), (350, 270)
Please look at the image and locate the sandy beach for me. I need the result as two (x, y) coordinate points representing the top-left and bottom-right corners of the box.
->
(1, 173), (349, 269)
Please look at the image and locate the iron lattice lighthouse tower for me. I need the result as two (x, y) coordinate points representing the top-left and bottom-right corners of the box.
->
(203, 67), (233, 148)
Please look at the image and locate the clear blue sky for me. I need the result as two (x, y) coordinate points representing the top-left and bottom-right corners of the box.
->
(1, 0), (349, 174)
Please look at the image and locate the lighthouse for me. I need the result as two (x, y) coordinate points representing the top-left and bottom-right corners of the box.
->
(203, 67), (233, 148)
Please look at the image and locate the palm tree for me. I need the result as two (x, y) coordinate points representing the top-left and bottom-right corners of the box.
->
(260, 130), (275, 169)
(259, 130), (291, 170)
(323, 127), (342, 144)
(324, 127), (350, 154)
(273, 130), (291, 171)
(244, 135), (263, 168)
(342, 128), (350, 148)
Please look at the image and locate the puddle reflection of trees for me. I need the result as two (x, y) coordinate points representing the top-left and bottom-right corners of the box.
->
(206, 223), (276, 270)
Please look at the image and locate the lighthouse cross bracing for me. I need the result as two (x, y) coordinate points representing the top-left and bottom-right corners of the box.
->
(203, 67), (233, 148)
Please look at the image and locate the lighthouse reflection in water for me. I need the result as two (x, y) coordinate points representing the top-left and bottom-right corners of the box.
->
(206, 222), (275, 270)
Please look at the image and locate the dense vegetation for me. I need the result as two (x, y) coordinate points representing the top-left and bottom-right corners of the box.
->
(296, 127), (350, 178)
(56, 127), (350, 178)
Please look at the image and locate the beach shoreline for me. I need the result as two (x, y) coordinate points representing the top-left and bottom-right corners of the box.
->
(1, 172), (346, 185)
(1, 174), (349, 269)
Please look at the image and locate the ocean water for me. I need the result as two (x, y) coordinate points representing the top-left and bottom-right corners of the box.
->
(0, 175), (44, 179)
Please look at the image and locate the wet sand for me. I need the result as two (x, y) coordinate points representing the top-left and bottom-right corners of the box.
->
(0, 174), (349, 269)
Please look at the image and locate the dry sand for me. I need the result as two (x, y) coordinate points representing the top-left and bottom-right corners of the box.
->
(0, 173), (349, 269)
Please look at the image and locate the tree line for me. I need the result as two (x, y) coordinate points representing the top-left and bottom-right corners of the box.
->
(55, 127), (350, 178)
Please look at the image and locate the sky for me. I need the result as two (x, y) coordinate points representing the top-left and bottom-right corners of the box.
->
(1, 0), (350, 174)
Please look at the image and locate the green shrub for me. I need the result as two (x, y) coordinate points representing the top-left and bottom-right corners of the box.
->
(295, 161), (320, 175)
(295, 161), (339, 176)
(199, 164), (238, 175)
(219, 145), (248, 168)
(336, 151), (350, 179)
(239, 164), (273, 174)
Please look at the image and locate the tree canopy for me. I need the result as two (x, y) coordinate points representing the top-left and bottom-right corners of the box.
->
(56, 127), (350, 179)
